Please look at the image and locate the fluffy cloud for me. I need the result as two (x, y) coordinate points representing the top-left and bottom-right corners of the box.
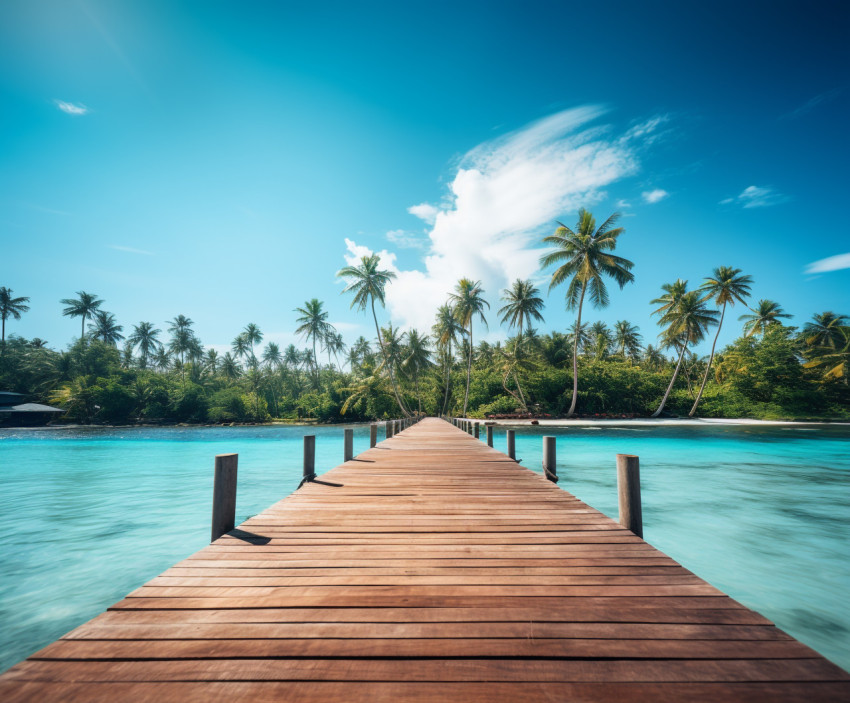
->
(54, 100), (88, 116)
(805, 252), (850, 274)
(642, 189), (669, 204)
(721, 185), (789, 208)
(343, 106), (663, 332)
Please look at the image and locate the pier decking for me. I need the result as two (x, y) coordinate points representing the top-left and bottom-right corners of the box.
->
(1, 417), (847, 701)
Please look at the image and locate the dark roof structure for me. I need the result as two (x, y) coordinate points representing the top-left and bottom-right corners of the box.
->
(0, 391), (64, 426)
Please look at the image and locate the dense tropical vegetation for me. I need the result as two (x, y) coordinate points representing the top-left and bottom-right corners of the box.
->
(1, 211), (847, 424)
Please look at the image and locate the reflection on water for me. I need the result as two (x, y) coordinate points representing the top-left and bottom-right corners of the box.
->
(0, 422), (848, 673)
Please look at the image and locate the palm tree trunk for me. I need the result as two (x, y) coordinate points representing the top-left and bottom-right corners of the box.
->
(1, 317), (5, 344)
(415, 370), (421, 415)
(689, 302), (726, 417)
(81, 314), (86, 341)
(567, 287), (587, 417)
(462, 323), (473, 416)
(440, 340), (452, 416)
(371, 299), (409, 416)
(652, 335), (689, 418)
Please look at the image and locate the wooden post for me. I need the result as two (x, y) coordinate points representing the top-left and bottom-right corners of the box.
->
(387, 421), (394, 438)
(474, 422), (480, 439)
(370, 423), (377, 448)
(617, 454), (643, 538)
(303, 436), (316, 482)
(506, 429), (515, 460)
(486, 425), (493, 447)
(344, 428), (353, 462)
(211, 453), (238, 543)
(543, 436), (558, 483)
(467, 422), (473, 435)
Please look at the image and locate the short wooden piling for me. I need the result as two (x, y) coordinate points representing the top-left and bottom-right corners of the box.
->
(474, 422), (480, 439)
(211, 453), (238, 543)
(467, 422), (473, 435)
(303, 435), (316, 483)
(543, 436), (557, 483)
(344, 428), (354, 461)
(370, 423), (377, 448)
(486, 425), (493, 447)
(506, 429), (515, 460)
(617, 454), (643, 538)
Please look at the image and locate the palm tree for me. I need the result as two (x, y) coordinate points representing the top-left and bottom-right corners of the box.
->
(540, 209), (634, 416)
(804, 326), (850, 384)
(642, 344), (665, 371)
(263, 341), (282, 369)
(803, 312), (849, 349)
(613, 320), (642, 360)
(88, 311), (125, 346)
(0, 287), (30, 344)
(403, 329), (433, 414)
(379, 323), (411, 413)
(337, 254), (409, 415)
(651, 288), (719, 417)
(740, 299), (792, 337)
(498, 279), (544, 409)
(61, 291), (103, 340)
(205, 349), (219, 376)
(294, 298), (331, 386)
(325, 330), (346, 372)
(348, 336), (372, 370)
(128, 322), (161, 368)
(221, 352), (241, 381)
(432, 304), (463, 416)
(565, 321), (591, 357)
(243, 323), (263, 366)
(689, 267), (753, 416)
(153, 348), (171, 372)
(168, 315), (195, 384)
(232, 332), (251, 365)
(448, 279), (489, 416)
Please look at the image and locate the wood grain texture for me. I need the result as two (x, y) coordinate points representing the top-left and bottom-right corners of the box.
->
(2, 417), (847, 701)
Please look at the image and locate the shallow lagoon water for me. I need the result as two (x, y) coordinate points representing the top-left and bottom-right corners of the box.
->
(0, 422), (848, 672)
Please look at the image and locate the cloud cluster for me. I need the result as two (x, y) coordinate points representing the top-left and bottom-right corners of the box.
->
(721, 185), (789, 209)
(344, 106), (664, 332)
(55, 100), (88, 116)
(642, 189), (669, 204)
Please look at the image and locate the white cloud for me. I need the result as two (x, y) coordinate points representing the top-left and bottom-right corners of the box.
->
(616, 199), (631, 208)
(722, 185), (789, 209)
(642, 189), (669, 204)
(342, 106), (664, 333)
(805, 252), (850, 274)
(408, 203), (439, 225)
(386, 229), (426, 249)
(109, 244), (154, 255)
(55, 100), (88, 116)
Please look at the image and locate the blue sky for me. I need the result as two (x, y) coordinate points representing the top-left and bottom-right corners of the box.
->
(1, 0), (848, 357)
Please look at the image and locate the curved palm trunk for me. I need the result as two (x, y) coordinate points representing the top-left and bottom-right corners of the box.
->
(462, 323), (473, 416)
(371, 299), (410, 416)
(567, 287), (587, 417)
(81, 314), (86, 341)
(652, 335), (689, 418)
(440, 340), (452, 416)
(512, 324), (528, 411)
(414, 369), (422, 415)
(689, 302), (726, 417)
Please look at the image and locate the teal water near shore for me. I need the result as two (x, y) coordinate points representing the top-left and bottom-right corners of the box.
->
(0, 423), (848, 673)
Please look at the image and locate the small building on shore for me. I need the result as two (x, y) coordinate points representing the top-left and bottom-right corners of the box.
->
(0, 391), (64, 427)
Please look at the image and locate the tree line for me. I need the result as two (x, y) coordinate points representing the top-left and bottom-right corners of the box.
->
(1, 208), (847, 424)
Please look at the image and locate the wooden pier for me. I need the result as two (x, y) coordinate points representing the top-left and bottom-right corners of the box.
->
(1, 417), (847, 701)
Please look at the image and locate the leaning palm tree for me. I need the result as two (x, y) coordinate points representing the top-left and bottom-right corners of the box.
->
(652, 289), (719, 417)
(448, 279), (489, 416)
(740, 299), (792, 337)
(337, 254), (409, 415)
(689, 266), (753, 416)
(402, 329), (433, 414)
(803, 312), (849, 349)
(88, 311), (125, 346)
(0, 287), (30, 344)
(432, 304), (464, 416)
(128, 322), (161, 368)
(540, 209), (634, 416)
(498, 279), (544, 408)
(60, 291), (103, 340)
(294, 299), (331, 387)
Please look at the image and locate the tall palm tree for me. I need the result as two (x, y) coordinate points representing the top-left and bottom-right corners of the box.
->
(432, 304), (463, 416)
(613, 320), (642, 360)
(61, 291), (103, 340)
(0, 287), (30, 344)
(803, 312), (849, 349)
(337, 254), (409, 415)
(740, 299), (792, 337)
(128, 322), (161, 368)
(565, 321), (591, 357)
(168, 315), (195, 384)
(205, 349), (219, 376)
(689, 267), (753, 416)
(221, 352), (241, 381)
(403, 329), (433, 414)
(652, 288), (719, 417)
(642, 344), (665, 371)
(540, 209), (634, 416)
(379, 323), (411, 413)
(294, 298), (331, 386)
(263, 341), (282, 369)
(243, 323), (263, 366)
(232, 332), (251, 365)
(325, 330), (346, 372)
(498, 279), (544, 408)
(88, 311), (125, 346)
(448, 279), (489, 416)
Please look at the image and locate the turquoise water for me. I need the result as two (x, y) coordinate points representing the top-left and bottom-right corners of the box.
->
(0, 422), (848, 673)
